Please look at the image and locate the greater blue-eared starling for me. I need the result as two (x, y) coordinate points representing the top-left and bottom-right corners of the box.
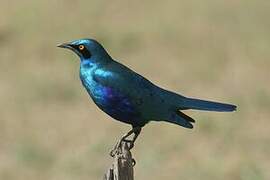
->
(58, 38), (236, 149)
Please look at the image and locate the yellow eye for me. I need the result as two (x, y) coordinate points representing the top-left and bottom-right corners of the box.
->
(79, 45), (85, 51)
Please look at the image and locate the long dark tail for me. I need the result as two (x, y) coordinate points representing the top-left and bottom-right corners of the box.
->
(181, 97), (237, 112)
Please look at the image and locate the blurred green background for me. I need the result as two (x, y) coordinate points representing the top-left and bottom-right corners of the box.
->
(1, 0), (270, 179)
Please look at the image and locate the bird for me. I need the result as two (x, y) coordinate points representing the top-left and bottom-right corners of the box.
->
(58, 38), (237, 150)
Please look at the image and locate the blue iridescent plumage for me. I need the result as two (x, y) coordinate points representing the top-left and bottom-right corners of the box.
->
(58, 38), (237, 146)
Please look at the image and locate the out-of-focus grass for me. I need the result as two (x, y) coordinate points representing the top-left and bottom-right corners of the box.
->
(0, 0), (270, 179)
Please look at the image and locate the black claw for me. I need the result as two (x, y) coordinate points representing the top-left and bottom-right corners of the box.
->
(110, 139), (122, 157)
(109, 150), (115, 157)
(132, 158), (136, 166)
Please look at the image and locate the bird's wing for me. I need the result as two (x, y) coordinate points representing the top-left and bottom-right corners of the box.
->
(93, 61), (154, 98)
(92, 61), (158, 125)
(93, 62), (154, 108)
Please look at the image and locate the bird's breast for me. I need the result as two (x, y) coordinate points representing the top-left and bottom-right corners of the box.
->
(79, 68), (141, 124)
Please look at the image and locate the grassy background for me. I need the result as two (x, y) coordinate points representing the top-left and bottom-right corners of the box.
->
(1, 0), (270, 179)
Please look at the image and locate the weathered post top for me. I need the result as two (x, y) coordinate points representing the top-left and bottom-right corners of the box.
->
(104, 141), (135, 180)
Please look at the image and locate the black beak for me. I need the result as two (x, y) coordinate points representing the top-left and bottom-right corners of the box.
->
(57, 43), (71, 49)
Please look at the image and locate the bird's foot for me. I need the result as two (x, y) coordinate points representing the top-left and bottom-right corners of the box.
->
(110, 139), (121, 157)
(109, 138), (134, 157)
(109, 127), (141, 157)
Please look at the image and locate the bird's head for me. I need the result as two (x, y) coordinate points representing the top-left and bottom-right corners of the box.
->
(57, 38), (111, 63)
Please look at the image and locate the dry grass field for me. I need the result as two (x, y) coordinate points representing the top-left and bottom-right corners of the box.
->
(1, 0), (270, 179)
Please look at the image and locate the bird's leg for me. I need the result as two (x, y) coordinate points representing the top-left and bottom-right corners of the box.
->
(110, 127), (141, 157)
(110, 129), (134, 156)
(122, 127), (141, 150)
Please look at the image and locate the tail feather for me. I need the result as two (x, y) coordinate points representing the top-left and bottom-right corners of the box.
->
(176, 111), (195, 123)
(181, 97), (237, 112)
(165, 111), (195, 129)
